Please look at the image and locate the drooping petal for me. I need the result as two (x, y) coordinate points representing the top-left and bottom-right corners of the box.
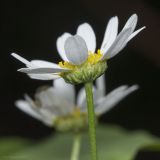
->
(96, 74), (106, 97)
(77, 23), (96, 52)
(28, 73), (60, 80)
(102, 28), (132, 60)
(95, 85), (139, 115)
(100, 16), (118, 54)
(15, 100), (42, 120)
(18, 67), (69, 74)
(122, 14), (138, 33)
(127, 26), (146, 42)
(56, 32), (72, 61)
(53, 78), (75, 104)
(64, 35), (88, 65)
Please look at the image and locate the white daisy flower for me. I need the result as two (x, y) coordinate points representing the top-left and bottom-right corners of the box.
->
(15, 76), (138, 131)
(11, 14), (145, 84)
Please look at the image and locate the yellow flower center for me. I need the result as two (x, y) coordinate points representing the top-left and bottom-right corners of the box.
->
(71, 107), (82, 117)
(58, 61), (76, 70)
(58, 49), (103, 70)
(54, 107), (88, 132)
(87, 49), (102, 64)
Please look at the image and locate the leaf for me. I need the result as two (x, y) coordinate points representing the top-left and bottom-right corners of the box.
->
(0, 137), (31, 160)
(8, 125), (160, 160)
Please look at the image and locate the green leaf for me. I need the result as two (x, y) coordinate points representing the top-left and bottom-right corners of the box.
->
(9, 125), (160, 160)
(0, 137), (31, 160)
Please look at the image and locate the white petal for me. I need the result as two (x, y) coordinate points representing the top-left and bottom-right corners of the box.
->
(11, 53), (61, 70)
(24, 95), (55, 126)
(28, 73), (60, 80)
(39, 109), (56, 126)
(36, 87), (74, 116)
(24, 94), (36, 107)
(96, 74), (106, 97)
(53, 78), (75, 104)
(100, 16), (118, 54)
(77, 23), (96, 52)
(11, 53), (34, 67)
(127, 26), (146, 42)
(15, 100), (42, 120)
(95, 85), (139, 115)
(64, 35), (88, 65)
(77, 88), (86, 107)
(56, 32), (72, 61)
(31, 60), (60, 68)
(102, 28), (132, 60)
(122, 14), (138, 33)
(18, 67), (69, 74)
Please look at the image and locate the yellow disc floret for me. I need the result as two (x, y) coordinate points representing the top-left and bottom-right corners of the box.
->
(58, 49), (103, 70)
(58, 61), (76, 70)
(87, 50), (103, 65)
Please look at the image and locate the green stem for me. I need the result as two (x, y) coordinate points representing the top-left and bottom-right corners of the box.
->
(84, 82), (98, 160)
(70, 133), (81, 160)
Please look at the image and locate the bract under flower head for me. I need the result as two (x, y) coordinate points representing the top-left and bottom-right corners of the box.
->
(11, 14), (145, 83)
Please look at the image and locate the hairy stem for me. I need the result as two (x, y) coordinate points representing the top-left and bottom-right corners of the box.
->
(85, 82), (98, 160)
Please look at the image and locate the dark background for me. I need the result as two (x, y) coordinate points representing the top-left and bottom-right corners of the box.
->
(1, 0), (160, 159)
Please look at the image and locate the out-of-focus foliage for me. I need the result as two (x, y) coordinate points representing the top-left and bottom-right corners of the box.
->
(0, 125), (160, 160)
(0, 137), (31, 159)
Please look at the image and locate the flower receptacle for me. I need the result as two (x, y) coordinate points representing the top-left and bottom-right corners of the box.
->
(61, 60), (107, 84)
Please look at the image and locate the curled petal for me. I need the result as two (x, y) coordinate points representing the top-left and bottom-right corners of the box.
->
(64, 35), (88, 65)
